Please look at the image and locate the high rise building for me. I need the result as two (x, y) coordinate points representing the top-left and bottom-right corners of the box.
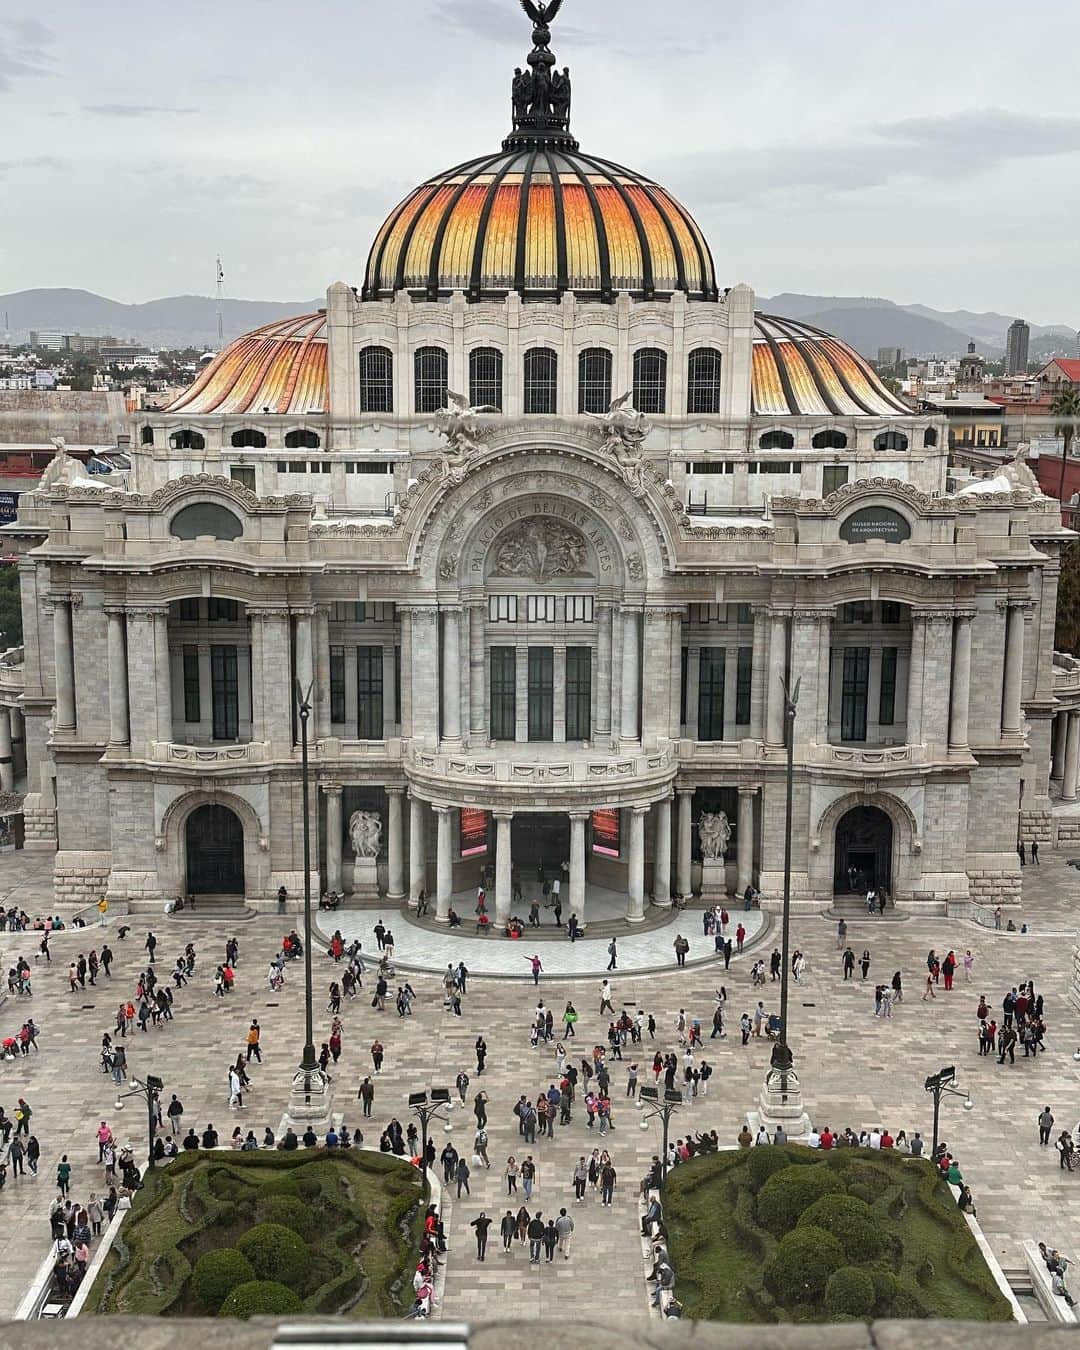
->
(1006, 319), (1030, 375)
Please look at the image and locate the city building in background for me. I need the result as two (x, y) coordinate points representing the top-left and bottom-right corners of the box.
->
(1006, 318), (1031, 375)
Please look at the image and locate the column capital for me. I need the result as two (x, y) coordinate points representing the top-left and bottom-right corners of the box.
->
(103, 606), (127, 618)
(434, 803), (452, 816)
(676, 786), (695, 799)
(631, 803), (650, 818)
(439, 603), (465, 616)
(402, 605), (439, 621)
(737, 783), (761, 797)
(385, 785), (406, 798)
(953, 609), (977, 622)
(568, 809), (592, 822)
(792, 608), (833, 623)
(493, 809), (515, 823)
(995, 598), (1033, 614)
(123, 605), (170, 619)
(247, 606), (292, 621)
(910, 608), (954, 624)
(645, 605), (686, 619)
(323, 783), (344, 797)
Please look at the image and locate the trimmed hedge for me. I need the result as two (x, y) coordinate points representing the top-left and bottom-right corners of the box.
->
(260, 1196), (316, 1238)
(219, 1279), (302, 1319)
(768, 1226), (845, 1305)
(191, 1248), (255, 1312)
(798, 1193), (883, 1261)
(236, 1222), (311, 1289)
(756, 1163), (843, 1236)
(824, 1265), (875, 1318)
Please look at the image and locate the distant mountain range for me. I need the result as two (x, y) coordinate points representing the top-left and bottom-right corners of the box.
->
(1, 286), (1076, 361)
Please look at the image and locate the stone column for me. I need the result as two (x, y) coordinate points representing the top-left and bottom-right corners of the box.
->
(0, 708), (13, 792)
(435, 806), (453, 921)
(399, 610), (414, 738)
(386, 787), (405, 901)
(596, 603), (613, 739)
(469, 602), (486, 743)
(569, 810), (588, 921)
(294, 611), (314, 745)
(736, 787), (756, 894)
(52, 599), (76, 732)
(669, 610), (684, 736)
(441, 609), (462, 743)
(676, 787), (693, 900)
(948, 613), (973, 751)
(154, 610), (173, 743)
(626, 805), (647, 922)
(410, 608), (439, 747)
(408, 794), (426, 907)
(1001, 602), (1025, 736)
(495, 811), (513, 928)
(765, 612), (787, 746)
(314, 607), (331, 739)
(1052, 711), (1068, 784)
(751, 606), (769, 739)
(382, 646), (397, 739)
(325, 785), (343, 893)
(653, 794), (672, 907)
(1064, 712), (1080, 803)
(106, 609), (130, 746)
(906, 614), (927, 745)
(685, 646), (700, 741)
(620, 607), (641, 743)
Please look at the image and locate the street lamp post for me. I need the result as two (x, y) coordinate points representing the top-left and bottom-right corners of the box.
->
(116, 1073), (164, 1171)
(408, 1088), (451, 1170)
(638, 1086), (683, 1183)
(924, 1064), (973, 1159)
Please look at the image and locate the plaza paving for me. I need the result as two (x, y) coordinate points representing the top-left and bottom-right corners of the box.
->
(0, 848), (1076, 1320)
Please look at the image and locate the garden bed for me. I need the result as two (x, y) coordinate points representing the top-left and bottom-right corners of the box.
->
(663, 1145), (1012, 1323)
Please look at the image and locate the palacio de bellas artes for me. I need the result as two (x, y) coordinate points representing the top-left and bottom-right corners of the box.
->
(10, 0), (1080, 1336)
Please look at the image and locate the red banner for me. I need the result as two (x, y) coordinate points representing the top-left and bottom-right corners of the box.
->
(591, 808), (620, 857)
(460, 808), (489, 858)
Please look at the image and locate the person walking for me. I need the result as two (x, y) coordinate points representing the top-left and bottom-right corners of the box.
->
(607, 939), (618, 971)
(555, 1207), (575, 1259)
(527, 1212), (545, 1264)
(470, 1211), (491, 1261)
(836, 917), (847, 949)
(359, 1077), (375, 1118)
(246, 1020), (262, 1063)
(475, 1036), (487, 1074)
(599, 980), (614, 1015)
(573, 1155), (588, 1202)
(1031, 839), (1040, 865)
(600, 1160), (616, 1207)
(1039, 1106), (1055, 1146)
(673, 934), (689, 968)
(455, 1155), (471, 1198)
(842, 947), (855, 980)
(371, 1039), (384, 1073)
(922, 972), (936, 1001)
(859, 949), (871, 980)
(56, 1155), (72, 1196)
(474, 1125), (491, 1169)
(500, 1209), (516, 1253)
(527, 954), (543, 986)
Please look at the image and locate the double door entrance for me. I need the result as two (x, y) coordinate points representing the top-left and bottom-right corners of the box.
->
(510, 812), (570, 878)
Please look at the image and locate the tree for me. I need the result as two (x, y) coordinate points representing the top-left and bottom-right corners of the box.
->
(1053, 386), (1080, 504)
(0, 567), (22, 649)
(1055, 541), (1080, 655)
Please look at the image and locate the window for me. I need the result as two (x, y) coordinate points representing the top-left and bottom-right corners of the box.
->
(523, 348), (558, 414)
(207, 598), (239, 622)
(690, 604), (722, 625)
(230, 465), (256, 491)
(748, 461), (801, 474)
(356, 645), (383, 739)
(285, 429), (320, 450)
(230, 428), (266, 449)
(840, 601), (873, 625)
(822, 465), (849, 496)
(698, 648), (726, 740)
(923, 427), (939, 447)
(528, 646), (554, 741)
(880, 602), (902, 625)
(210, 644), (239, 741)
(469, 348), (503, 411)
(140, 425), (154, 445)
(687, 349), (722, 414)
(346, 461), (392, 474)
(732, 603), (753, 625)
(310, 461), (331, 473)
(488, 595), (518, 623)
(840, 647), (870, 742)
(414, 346), (448, 414)
(329, 645), (346, 724)
(288, 461), (307, 473)
(879, 646), (897, 726)
(169, 429), (206, 451)
(357, 602), (393, 623)
(359, 347), (393, 413)
(564, 596), (594, 623)
(526, 595), (556, 623)
(566, 646), (592, 740)
(578, 348), (612, 414)
(490, 647), (516, 739)
(736, 646), (753, 724)
(632, 348), (667, 414)
(874, 430), (909, 452)
(686, 461), (733, 474)
(183, 645), (200, 723)
(812, 429), (848, 450)
(680, 647), (688, 726)
(759, 429), (795, 450)
(179, 597), (201, 622)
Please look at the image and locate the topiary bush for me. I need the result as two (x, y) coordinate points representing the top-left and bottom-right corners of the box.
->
(824, 1266), (875, 1319)
(237, 1222), (312, 1290)
(756, 1163), (843, 1236)
(260, 1196), (316, 1237)
(767, 1226), (844, 1306)
(218, 1279), (302, 1319)
(745, 1146), (792, 1189)
(191, 1248), (255, 1312)
(798, 1193), (883, 1261)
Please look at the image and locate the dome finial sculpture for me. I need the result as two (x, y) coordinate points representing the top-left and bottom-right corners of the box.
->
(508, 0), (576, 148)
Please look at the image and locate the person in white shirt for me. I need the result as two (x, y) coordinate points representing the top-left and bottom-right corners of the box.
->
(869, 1129), (882, 1149)
(755, 1126), (770, 1146)
(807, 1129), (821, 1148)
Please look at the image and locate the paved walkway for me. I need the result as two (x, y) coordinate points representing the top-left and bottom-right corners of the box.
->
(0, 849), (1076, 1320)
(319, 906), (768, 976)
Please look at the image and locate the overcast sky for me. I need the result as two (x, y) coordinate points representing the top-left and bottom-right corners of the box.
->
(2, 0), (1078, 322)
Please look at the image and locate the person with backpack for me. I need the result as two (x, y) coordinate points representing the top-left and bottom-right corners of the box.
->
(607, 938), (618, 971)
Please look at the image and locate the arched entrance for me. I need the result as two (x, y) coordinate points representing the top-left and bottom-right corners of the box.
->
(834, 805), (892, 894)
(511, 813), (569, 878)
(186, 803), (245, 895)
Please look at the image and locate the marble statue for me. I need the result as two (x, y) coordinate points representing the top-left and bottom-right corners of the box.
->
(492, 518), (588, 579)
(1002, 441), (1040, 493)
(349, 810), (382, 859)
(587, 392), (652, 496)
(698, 811), (731, 861)
(39, 437), (82, 490)
(433, 390), (497, 485)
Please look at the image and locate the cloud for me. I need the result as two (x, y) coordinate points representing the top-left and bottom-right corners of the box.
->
(0, 18), (54, 92)
(83, 102), (199, 118)
(430, 0), (698, 58)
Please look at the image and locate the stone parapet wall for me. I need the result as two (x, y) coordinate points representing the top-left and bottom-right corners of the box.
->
(1053, 818), (1080, 847)
(53, 850), (112, 905)
(966, 867), (1023, 907)
(21, 795), (56, 850)
(1019, 807), (1052, 844)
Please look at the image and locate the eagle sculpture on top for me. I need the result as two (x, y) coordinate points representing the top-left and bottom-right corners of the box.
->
(520, 0), (565, 26)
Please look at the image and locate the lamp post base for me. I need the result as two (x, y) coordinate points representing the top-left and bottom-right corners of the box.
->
(751, 1062), (812, 1139)
(280, 1064), (336, 1137)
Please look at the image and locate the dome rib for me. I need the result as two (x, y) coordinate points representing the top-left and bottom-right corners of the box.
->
(469, 151), (522, 300)
(427, 151), (509, 301)
(752, 314), (911, 418)
(513, 146), (541, 296)
(541, 145), (570, 295)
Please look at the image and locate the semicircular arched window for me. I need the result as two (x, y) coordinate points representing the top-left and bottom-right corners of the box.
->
(633, 348), (667, 414)
(923, 427), (938, 448)
(812, 429), (848, 450)
(140, 425), (154, 446)
(414, 346), (448, 414)
(687, 348), (722, 414)
(285, 429), (320, 450)
(170, 502), (244, 541)
(578, 348), (613, 414)
(874, 430), (909, 452)
(230, 428), (267, 449)
(759, 429), (795, 450)
(169, 429), (205, 451)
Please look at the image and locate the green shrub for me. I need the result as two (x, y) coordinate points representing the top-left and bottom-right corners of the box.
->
(262, 1178), (301, 1199)
(218, 1279), (302, 1319)
(214, 1201), (238, 1229)
(260, 1196), (316, 1237)
(191, 1248), (255, 1312)
(295, 1176), (321, 1201)
(798, 1194), (883, 1260)
(847, 1183), (875, 1205)
(745, 1146), (792, 1189)
(916, 1257), (935, 1287)
(824, 1266), (875, 1319)
(237, 1222), (312, 1290)
(757, 1164), (843, 1236)
(869, 1267), (900, 1314)
(767, 1227), (844, 1306)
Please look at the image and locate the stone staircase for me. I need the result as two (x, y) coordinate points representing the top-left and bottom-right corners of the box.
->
(166, 895), (258, 921)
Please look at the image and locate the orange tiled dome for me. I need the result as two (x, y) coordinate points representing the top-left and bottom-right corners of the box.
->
(362, 146), (719, 304)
